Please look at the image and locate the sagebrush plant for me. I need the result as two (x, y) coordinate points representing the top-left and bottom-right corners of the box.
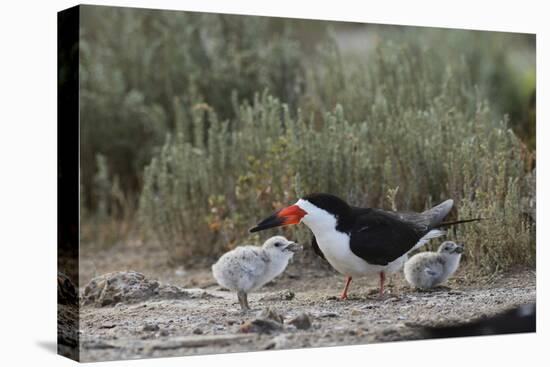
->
(138, 44), (534, 272)
(79, 6), (308, 209)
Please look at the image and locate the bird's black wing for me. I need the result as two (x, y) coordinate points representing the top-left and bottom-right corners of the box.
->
(311, 236), (327, 261)
(348, 208), (427, 265)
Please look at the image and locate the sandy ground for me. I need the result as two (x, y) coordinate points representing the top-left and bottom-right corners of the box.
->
(73, 241), (536, 362)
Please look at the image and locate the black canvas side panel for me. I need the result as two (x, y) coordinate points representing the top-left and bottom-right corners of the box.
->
(57, 5), (80, 362)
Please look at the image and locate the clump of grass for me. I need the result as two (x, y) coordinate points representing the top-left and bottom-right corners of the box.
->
(138, 41), (534, 272)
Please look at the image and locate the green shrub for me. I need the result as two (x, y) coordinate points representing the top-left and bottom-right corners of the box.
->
(138, 41), (534, 271)
(80, 5), (309, 209)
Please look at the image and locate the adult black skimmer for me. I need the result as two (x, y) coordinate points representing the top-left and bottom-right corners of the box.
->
(250, 193), (478, 299)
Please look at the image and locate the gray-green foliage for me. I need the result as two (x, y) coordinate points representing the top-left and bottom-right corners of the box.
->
(139, 43), (534, 271)
(79, 5), (307, 209)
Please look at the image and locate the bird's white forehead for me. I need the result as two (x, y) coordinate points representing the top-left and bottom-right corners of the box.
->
(296, 199), (338, 228)
(296, 199), (317, 215)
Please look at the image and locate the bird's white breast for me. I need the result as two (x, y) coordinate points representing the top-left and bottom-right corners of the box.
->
(297, 199), (406, 277)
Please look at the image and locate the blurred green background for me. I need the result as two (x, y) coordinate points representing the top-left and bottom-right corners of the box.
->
(78, 5), (535, 273)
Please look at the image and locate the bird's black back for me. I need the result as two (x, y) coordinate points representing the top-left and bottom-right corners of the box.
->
(347, 207), (428, 265)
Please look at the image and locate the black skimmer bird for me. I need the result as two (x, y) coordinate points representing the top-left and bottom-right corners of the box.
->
(212, 236), (302, 310)
(250, 193), (479, 299)
(404, 241), (464, 289)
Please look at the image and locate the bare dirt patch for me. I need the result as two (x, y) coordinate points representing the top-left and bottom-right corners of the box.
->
(78, 242), (535, 362)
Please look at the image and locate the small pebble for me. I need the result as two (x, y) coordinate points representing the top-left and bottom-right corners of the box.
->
(239, 319), (283, 334)
(362, 304), (379, 310)
(142, 323), (160, 332)
(258, 308), (284, 324)
(288, 313), (312, 330)
(99, 323), (116, 329)
(318, 312), (339, 318)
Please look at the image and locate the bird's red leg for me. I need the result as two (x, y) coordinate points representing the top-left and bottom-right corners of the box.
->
(340, 276), (352, 300)
(379, 272), (386, 298)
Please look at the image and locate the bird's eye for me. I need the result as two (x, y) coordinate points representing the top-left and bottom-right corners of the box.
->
(275, 242), (282, 247)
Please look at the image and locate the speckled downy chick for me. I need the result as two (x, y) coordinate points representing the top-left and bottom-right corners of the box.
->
(212, 236), (302, 310)
(404, 241), (464, 289)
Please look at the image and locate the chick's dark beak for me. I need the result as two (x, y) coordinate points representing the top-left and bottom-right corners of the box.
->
(249, 205), (307, 233)
(284, 242), (302, 253)
(454, 243), (465, 254)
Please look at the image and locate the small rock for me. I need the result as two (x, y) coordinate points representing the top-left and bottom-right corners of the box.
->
(99, 323), (116, 329)
(192, 328), (203, 335)
(157, 284), (191, 299)
(258, 308), (284, 324)
(239, 319), (283, 334)
(362, 304), (379, 310)
(351, 309), (363, 316)
(383, 297), (401, 304)
(260, 290), (295, 301)
(288, 313), (312, 330)
(318, 312), (339, 318)
(143, 323), (160, 332)
(159, 329), (170, 337)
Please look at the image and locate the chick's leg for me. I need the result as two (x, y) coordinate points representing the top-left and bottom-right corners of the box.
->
(237, 291), (250, 311)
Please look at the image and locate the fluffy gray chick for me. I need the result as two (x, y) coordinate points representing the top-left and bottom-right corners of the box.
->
(404, 241), (464, 289)
(212, 236), (302, 310)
